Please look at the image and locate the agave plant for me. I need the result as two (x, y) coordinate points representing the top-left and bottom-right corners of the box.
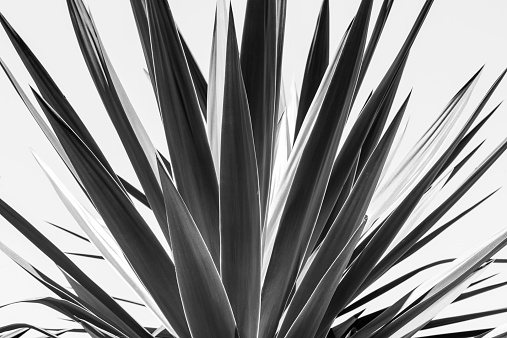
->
(1, 0), (507, 337)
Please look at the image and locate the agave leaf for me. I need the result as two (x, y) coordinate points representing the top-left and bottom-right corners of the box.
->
(117, 177), (150, 207)
(0, 200), (151, 338)
(312, 153), (359, 252)
(352, 291), (413, 338)
(0, 242), (86, 307)
(419, 329), (492, 338)
(17, 297), (124, 336)
(375, 224), (507, 337)
(329, 311), (363, 338)
(0, 58), (78, 182)
(444, 141), (484, 185)
(398, 188), (498, 263)
(423, 308), (507, 330)
(1, 56), (148, 212)
(475, 325), (507, 338)
(34, 95), (190, 338)
(366, 69), (480, 232)
(281, 94), (408, 337)
(62, 271), (152, 337)
(307, 57), (407, 260)
(158, 159), (237, 338)
(360, 138), (507, 295)
(0, 327), (30, 338)
(46, 222), (90, 243)
(268, 78), (298, 218)
(261, 20), (352, 276)
(35, 153), (175, 334)
(67, 0), (171, 246)
(0, 324), (57, 338)
(206, 0), (230, 177)
(0, 13), (117, 182)
(436, 103), (500, 182)
(324, 134), (507, 336)
(295, 0), (329, 139)
(355, 57), (402, 178)
(65, 252), (103, 260)
(260, 2), (372, 336)
(145, 0), (220, 266)
(80, 322), (112, 338)
(179, 32), (208, 116)
(128, 0), (153, 84)
(282, 221), (366, 338)
(341, 259), (454, 316)
(240, 0), (281, 223)
(219, 8), (261, 338)
(353, 0), (394, 102)
(454, 279), (507, 303)
(374, 268), (486, 338)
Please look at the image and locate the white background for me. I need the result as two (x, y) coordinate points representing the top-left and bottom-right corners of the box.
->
(0, 0), (506, 336)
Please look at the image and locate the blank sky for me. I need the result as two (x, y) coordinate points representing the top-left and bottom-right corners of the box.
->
(0, 0), (506, 336)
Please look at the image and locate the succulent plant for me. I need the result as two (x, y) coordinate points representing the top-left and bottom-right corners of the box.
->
(1, 0), (507, 337)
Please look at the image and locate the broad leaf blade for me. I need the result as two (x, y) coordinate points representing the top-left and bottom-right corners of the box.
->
(158, 160), (237, 338)
(220, 9), (261, 338)
(240, 0), (279, 223)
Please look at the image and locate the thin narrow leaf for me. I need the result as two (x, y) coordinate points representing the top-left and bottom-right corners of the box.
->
(0, 200), (150, 338)
(206, 0), (230, 177)
(46, 222), (90, 243)
(341, 259), (454, 316)
(361, 138), (507, 295)
(0, 325), (57, 338)
(454, 280), (507, 303)
(423, 308), (507, 330)
(66, 252), (103, 260)
(353, 0), (394, 102)
(376, 224), (507, 337)
(398, 189), (498, 263)
(295, 0), (329, 139)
